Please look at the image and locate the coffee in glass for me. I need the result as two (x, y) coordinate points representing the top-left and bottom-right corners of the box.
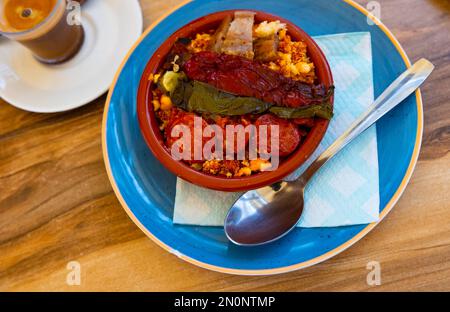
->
(0, 0), (84, 64)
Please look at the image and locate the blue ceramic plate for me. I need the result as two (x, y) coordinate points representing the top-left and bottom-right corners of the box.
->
(102, 0), (422, 275)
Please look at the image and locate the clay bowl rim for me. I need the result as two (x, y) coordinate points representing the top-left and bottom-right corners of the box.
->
(137, 10), (334, 192)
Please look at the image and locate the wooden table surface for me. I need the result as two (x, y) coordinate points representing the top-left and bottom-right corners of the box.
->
(1, 0), (449, 291)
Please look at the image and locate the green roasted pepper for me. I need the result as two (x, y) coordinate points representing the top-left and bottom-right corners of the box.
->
(164, 72), (333, 120)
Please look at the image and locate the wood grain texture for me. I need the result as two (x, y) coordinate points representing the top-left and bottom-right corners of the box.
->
(0, 0), (449, 291)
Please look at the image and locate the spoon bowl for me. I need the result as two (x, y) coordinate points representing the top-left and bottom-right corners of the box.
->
(225, 181), (305, 246)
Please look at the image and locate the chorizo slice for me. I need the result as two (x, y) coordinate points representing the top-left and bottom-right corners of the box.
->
(255, 114), (301, 157)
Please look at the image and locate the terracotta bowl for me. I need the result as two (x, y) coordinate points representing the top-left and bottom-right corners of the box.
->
(137, 10), (334, 192)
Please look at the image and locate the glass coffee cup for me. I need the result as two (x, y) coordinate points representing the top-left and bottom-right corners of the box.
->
(0, 0), (84, 64)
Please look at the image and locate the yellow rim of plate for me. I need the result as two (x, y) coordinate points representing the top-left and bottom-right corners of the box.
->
(101, 0), (423, 276)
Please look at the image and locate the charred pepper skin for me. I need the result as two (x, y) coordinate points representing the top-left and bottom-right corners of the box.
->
(184, 51), (333, 108)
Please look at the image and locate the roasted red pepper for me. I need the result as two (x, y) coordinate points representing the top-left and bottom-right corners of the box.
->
(183, 51), (332, 108)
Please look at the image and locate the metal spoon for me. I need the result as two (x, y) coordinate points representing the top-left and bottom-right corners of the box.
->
(225, 58), (434, 246)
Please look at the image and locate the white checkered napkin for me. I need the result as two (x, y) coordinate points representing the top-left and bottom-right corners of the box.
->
(173, 32), (379, 228)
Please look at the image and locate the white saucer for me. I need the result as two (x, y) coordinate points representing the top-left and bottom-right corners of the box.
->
(0, 0), (142, 113)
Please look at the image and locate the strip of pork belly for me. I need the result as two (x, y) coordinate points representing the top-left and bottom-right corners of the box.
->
(220, 11), (255, 60)
(209, 15), (232, 53)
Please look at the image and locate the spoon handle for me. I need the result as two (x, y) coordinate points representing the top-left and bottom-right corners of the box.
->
(299, 58), (434, 184)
